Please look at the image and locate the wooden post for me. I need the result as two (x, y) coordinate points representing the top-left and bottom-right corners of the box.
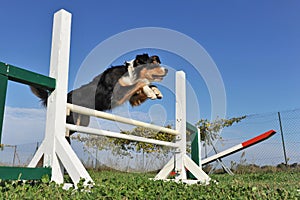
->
(175, 71), (187, 180)
(155, 71), (210, 184)
(28, 9), (93, 187)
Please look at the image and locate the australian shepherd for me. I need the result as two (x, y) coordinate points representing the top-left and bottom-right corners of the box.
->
(31, 54), (168, 141)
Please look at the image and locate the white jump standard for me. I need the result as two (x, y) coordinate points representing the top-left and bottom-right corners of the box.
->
(28, 9), (210, 187)
(28, 10), (93, 186)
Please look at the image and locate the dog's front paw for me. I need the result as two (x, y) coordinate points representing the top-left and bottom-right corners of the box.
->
(148, 92), (157, 100)
(143, 86), (157, 100)
(150, 86), (163, 99)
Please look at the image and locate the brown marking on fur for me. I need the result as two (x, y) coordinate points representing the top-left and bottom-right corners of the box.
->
(152, 60), (159, 65)
(129, 85), (163, 106)
(129, 88), (148, 106)
(76, 115), (81, 126)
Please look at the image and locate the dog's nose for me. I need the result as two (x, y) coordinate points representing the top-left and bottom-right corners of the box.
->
(165, 68), (168, 74)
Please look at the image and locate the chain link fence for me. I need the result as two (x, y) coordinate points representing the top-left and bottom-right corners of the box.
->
(0, 142), (39, 167)
(1, 109), (300, 171)
(207, 109), (300, 169)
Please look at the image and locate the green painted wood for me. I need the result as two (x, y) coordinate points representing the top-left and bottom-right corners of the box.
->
(0, 62), (56, 143)
(0, 62), (55, 91)
(186, 122), (200, 165)
(186, 122), (200, 179)
(0, 166), (51, 180)
(186, 122), (198, 135)
(0, 74), (8, 143)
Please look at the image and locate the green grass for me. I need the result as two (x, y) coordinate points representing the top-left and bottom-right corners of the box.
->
(1, 170), (299, 199)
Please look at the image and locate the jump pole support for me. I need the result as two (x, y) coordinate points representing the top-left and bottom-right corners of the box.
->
(154, 71), (210, 184)
(28, 9), (93, 187)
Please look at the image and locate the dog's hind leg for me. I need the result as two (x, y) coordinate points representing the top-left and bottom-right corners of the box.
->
(74, 114), (90, 127)
(65, 112), (90, 143)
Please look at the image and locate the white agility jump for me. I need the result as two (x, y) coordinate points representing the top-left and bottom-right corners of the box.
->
(28, 9), (210, 187)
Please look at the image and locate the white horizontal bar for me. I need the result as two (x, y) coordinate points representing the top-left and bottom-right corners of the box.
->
(67, 103), (179, 136)
(66, 124), (179, 148)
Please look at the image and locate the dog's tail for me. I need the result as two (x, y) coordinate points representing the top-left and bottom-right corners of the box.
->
(30, 86), (49, 107)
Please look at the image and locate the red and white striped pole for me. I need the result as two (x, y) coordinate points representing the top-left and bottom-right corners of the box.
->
(201, 130), (276, 165)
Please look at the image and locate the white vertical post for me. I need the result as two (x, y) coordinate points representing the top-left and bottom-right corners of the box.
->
(29, 9), (93, 186)
(175, 71), (187, 180)
(28, 9), (72, 181)
(155, 70), (210, 183)
(44, 9), (72, 183)
(47, 9), (93, 186)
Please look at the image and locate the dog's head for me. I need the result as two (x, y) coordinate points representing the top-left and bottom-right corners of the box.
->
(134, 54), (166, 81)
(135, 63), (168, 82)
(120, 54), (167, 86)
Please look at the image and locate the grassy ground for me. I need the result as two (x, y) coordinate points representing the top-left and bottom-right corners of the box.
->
(1, 170), (299, 199)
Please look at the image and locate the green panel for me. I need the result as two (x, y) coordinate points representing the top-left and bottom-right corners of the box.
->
(186, 122), (198, 135)
(0, 166), (51, 180)
(186, 122), (200, 179)
(0, 63), (53, 180)
(0, 74), (8, 143)
(186, 122), (200, 165)
(191, 131), (200, 165)
(0, 62), (55, 91)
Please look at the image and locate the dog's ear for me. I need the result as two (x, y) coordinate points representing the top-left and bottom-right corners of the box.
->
(134, 54), (150, 66)
(150, 55), (161, 64)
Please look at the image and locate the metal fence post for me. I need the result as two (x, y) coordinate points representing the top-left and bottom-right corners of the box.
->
(277, 112), (288, 165)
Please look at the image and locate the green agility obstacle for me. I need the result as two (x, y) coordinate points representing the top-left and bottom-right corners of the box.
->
(0, 62), (55, 181)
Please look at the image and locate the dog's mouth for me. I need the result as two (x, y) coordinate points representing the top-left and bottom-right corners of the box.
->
(151, 68), (168, 81)
(151, 74), (166, 81)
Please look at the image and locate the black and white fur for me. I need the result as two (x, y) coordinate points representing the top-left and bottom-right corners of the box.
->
(31, 54), (167, 142)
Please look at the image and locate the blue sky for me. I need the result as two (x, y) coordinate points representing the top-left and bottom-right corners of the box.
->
(1, 1), (300, 144)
